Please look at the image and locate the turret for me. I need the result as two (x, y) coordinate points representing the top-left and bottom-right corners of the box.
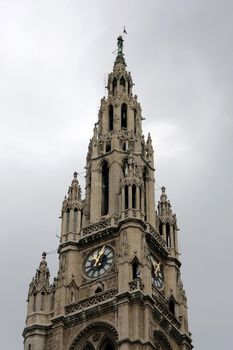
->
(156, 186), (179, 257)
(23, 253), (53, 350)
(61, 172), (84, 242)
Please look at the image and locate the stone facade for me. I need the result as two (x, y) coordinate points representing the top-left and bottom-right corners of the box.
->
(23, 36), (193, 350)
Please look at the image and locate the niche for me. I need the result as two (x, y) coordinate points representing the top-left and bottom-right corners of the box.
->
(132, 257), (140, 279)
(124, 185), (129, 210)
(168, 298), (175, 316)
(166, 223), (171, 247)
(112, 77), (117, 95)
(132, 184), (136, 209)
(121, 103), (127, 129)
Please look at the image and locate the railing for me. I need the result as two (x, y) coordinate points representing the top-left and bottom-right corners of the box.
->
(129, 278), (144, 291)
(65, 289), (118, 315)
(81, 217), (119, 237)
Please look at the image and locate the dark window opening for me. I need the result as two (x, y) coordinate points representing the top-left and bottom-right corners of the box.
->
(132, 184), (136, 209)
(169, 299), (175, 315)
(122, 141), (126, 151)
(159, 223), (163, 236)
(73, 208), (78, 232)
(112, 77), (117, 95)
(101, 340), (115, 350)
(121, 103), (127, 129)
(134, 110), (137, 134)
(120, 76), (125, 87)
(128, 81), (130, 94)
(166, 223), (171, 247)
(125, 185), (128, 210)
(106, 141), (111, 153)
(108, 105), (113, 131)
(51, 291), (55, 310)
(28, 345), (31, 350)
(132, 260), (139, 279)
(101, 161), (109, 216)
(33, 293), (37, 312)
(143, 169), (147, 220)
(95, 287), (103, 294)
(66, 209), (70, 233)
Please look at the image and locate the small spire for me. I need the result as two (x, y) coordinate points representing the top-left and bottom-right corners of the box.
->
(73, 171), (78, 179)
(68, 172), (81, 201)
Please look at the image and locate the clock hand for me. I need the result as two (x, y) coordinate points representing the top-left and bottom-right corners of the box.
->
(94, 246), (106, 266)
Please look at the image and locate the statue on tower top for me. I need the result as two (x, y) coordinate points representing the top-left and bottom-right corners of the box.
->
(117, 35), (124, 55)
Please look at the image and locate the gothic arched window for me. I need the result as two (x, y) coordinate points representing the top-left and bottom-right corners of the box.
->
(108, 105), (113, 131)
(112, 77), (117, 95)
(120, 76), (125, 87)
(169, 298), (175, 316)
(73, 208), (78, 232)
(132, 184), (136, 209)
(143, 168), (147, 220)
(166, 223), (171, 247)
(101, 161), (109, 216)
(132, 258), (140, 280)
(124, 185), (128, 210)
(66, 209), (70, 233)
(121, 103), (127, 129)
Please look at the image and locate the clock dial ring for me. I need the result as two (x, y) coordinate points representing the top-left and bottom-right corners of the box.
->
(83, 245), (114, 279)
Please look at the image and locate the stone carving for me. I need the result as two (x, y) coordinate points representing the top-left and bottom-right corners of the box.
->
(65, 289), (118, 315)
(129, 278), (144, 291)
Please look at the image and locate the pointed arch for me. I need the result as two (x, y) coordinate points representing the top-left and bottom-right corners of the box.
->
(168, 295), (176, 316)
(131, 256), (140, 280)
(68, 322), (118, 350)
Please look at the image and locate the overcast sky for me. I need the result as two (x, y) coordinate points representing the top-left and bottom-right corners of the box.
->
(0, 1), (233, 349)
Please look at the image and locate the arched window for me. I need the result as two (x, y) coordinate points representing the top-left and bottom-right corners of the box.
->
(33, 292), (37, 312)
(169, 298), (175, 315)
(121, 103), (127, 129)
(143, 168), (147, 220)
(120, 76), (125, 87)
(132, 259), (140, 279)
(108, 105), (113, 131)
(101, 161), (109, 216)
(132, 184), (136, 209)
(73, 208), (78, 232)
(112, 77), (117, 95)
(66, 209), (70, 233)
(125, 185), (128, 210)
(166, 223), (171, 247)
(134, 109), (137, 134)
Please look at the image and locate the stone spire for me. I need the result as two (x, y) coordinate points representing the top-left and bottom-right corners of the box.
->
(156, 187), (179, 256)
(61, 172), (84, 239)
(30, 252), (50, 290)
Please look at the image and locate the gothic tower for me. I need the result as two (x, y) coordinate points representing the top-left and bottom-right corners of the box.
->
(23, 36), (193, 350)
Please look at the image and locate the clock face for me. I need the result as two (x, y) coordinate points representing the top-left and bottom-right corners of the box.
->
(150, 256), (164, 289)
(83, 245), (114, 279)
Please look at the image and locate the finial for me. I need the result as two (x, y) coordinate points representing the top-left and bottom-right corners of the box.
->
(73, 171), (78, 179)
(42, 252), (47, 260)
